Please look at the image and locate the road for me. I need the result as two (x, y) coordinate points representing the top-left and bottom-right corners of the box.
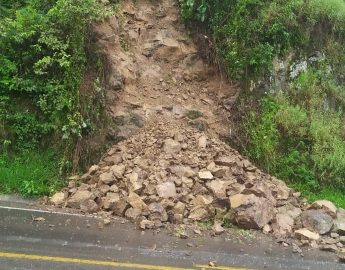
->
(0, 196), (343, 270)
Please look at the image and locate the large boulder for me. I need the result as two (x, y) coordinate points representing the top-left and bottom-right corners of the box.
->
(309, 200), (337, 218)
(301, 210), (333, 235)
(67, 190), (94, 209)
(50, 192), (66, 206)
(230, 194), (274, 229)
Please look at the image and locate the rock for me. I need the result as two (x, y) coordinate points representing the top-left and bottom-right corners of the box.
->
(334, 208), (345, 235)
(99, 172), (115, 185)
(340, 236), (345, 244)
(339, 248), (345, 262)
(156, 182), (177, 198)
(263, 224), (272, 234)
(50, 192), (66, 206)
(213, 167), (229, 178)
(88, 165), (99, 175)
(169, 166), (196, 177)
(127, 192), (147, 210)
(230, 194), (274, 229)
(309, 200), (337, 218)
(173, 202), (186, 216)
(127, 172), (143, 192)
(188, 207), (209, 221)
(215, 156), (236, 167)
(301, 210), (333, 235)
(198, 171), (214, 180)
(140, 219), (155, 230)
(111, 164), (126, 179)
(148, 203), (168, 222)
(80, 199), (99, 213)
(319, 244), (338, 253)
(67, 190), (94, 209)
(198, 135), (207, 148)
(163, 139), (181, 154)
(295, 228), (320, 241)
(191, 195), (213, 207)
(212, 222), (225, 235)
(125, 207), (142, 221)
(274, 213), (295, 235)
(206, 180), (230, 198)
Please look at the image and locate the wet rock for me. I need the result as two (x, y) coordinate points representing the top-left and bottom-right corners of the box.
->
(198, 171), (214, 180)
(67, 190), (94, 209)
(295, 228), (320, 241)
(156, 182), (177, 198)
(301, 210), (333, 235)
(50, 192), (66, 206)
(163, 139), (181, 154)
(309, 200), (337, 218)
(99, 172), (115, 185)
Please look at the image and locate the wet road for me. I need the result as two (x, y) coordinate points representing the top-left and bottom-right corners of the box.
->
(0, 196), (343, 270)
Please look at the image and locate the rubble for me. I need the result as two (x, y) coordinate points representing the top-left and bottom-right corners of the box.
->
(50, 120), (344, 255)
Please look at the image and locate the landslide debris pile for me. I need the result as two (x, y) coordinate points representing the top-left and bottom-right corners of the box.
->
(51, 120), (345, 254)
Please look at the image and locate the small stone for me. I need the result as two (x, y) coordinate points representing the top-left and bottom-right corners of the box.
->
(292, 243), (302, 253)
(198, 135), (207, 148)
(295, 228), (320, 241)
(80, 199), (99, 213)
(319, 244), (338, 253)
(128, 172), (143, 192)
(263, 224), (272, 234)
(198, 171), (214, 180)
(212, 222), (225, 235)
(193, 229), (202, 235)
(215, 156), (236, 167)
(140, 219), (155, 230)
(156, 182), (177, 198)
(331, 232), (339, 238)
(339, 248), (345, 262)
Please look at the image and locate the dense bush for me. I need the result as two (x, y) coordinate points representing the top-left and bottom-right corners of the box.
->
(179, 0), (345, 195)
(0, 0), (110, 151)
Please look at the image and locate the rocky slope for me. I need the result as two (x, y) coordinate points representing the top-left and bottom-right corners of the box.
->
(50, 0), (345, 261)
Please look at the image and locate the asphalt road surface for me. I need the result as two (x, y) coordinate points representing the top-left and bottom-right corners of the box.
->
(0, 196), (343, 270)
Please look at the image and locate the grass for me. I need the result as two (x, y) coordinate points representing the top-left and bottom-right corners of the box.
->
(291, 183), (345, 209)
(0, 151), (64, 197)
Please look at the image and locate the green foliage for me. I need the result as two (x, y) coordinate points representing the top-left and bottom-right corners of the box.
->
(0, 0), (110, 151)
(0, 150), (64, 197)
(246, 69), (345, 192)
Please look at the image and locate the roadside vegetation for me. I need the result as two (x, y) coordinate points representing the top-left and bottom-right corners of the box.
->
(0, 0), (116, 196)
(179, 0), (345, 208)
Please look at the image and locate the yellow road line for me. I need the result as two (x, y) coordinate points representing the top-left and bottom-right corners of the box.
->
(195, 265), (251, 270)
(0, 251), (252, 270)
(0, 252), (193, 270)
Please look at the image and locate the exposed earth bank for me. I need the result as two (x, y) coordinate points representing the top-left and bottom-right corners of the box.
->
(50, 0), (345, 262)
